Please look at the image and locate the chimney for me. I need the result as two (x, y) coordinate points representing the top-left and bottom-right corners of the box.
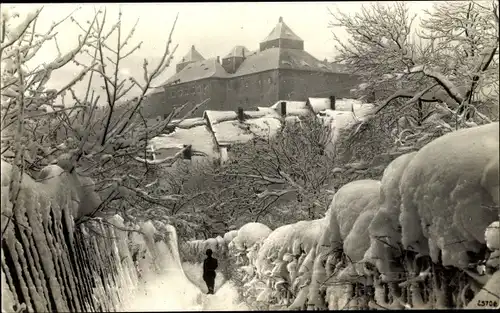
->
(242, 49), (245, 58)
(183, 144), (192, 160)
(279, 16), (283, 23)
(217, 56), (220, 63)
(329, 95), (336, 110)
(237, 107), (244, 122)
(280, 101), (287, 116)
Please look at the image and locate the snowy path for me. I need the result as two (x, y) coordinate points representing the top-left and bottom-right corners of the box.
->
(118, 240), (248, 311)
(121, 263), (248, 311)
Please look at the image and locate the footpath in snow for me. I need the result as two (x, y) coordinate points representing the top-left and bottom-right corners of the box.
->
(119, 239), (248, 311)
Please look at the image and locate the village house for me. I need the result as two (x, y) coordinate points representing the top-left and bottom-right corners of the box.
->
(142, 17), (360, 119)
(147, 96), (376, 165)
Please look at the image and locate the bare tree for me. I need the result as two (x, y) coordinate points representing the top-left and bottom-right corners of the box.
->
(330, 1), (498, 119)
(328, 1), (498, 168)
(0, 6), (207, 227)
(213, 116), (337, 223)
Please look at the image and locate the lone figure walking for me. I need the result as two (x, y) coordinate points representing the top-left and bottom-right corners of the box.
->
(203, 249), (218, 294)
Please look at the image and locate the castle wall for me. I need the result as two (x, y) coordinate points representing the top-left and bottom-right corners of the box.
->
(278, 70), (360, 101)
(224, 70), (280, 111)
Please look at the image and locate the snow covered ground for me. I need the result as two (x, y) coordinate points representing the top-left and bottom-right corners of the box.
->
(119, 248), (248, 311)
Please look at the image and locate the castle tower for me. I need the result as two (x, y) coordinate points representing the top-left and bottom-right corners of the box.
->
(176, 45), (205, 73)
(259, 16), (304, 52)
(221, 45), (250, 74)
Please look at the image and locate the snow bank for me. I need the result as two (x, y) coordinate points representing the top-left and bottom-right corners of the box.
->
(399, 122), (499, 268)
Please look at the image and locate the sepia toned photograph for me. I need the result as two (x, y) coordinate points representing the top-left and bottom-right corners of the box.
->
(0, 1), (499, 311)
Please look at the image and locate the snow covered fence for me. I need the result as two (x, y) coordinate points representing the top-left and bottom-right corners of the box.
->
(1, 160), (180, 312)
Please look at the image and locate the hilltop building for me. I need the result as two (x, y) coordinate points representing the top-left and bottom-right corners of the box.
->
(143, 17), (360, 118)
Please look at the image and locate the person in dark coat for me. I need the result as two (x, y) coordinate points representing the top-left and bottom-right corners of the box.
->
(203, 249), (218, 294)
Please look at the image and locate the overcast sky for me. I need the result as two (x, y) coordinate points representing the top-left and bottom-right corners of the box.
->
(2, 2), (437, 100)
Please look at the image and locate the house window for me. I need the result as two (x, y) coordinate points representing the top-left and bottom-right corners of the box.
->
(196, 85), (202, 93)
(228, 81), (232, 90)
(245, 81), (249, 88)
(258, 79), (262, 87)
(180, 89), (184, 97)
(268, 77), (272, 84)
(205, 85), (209, 93)
(191, 86), (195, 95)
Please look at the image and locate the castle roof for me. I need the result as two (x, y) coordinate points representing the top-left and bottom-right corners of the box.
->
(164, 58), (228, 84)
(261, 17), (303, 43)
(161, 18), (348, 86)
(223, 45), (251, 59)
(233, 48), (345, 76)
(180, 45), (205, 63)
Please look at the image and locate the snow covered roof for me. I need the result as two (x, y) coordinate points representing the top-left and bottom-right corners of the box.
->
(223, 45), (251, 59)
(307, 97), (331, 113)
(269, 100), (311, 117)
(179, 45), (205, 63)
(206, 110), (282, 146)
(164, 58), (228, 85)
(149, 97), (371, 160)
(233, 48), (345, 77)
(261, 17), (303, 43)
(150, 125), (217, 157)
(169, 117), (206, 129)
(204, 110), (238, 126)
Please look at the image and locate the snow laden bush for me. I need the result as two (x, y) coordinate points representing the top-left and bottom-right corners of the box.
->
(400, 122), (499, 269)
(225, 219), (326, 310)
(189, 122), (498, 310)
(308, 179), (381, 310)
(309, 122), (498, 310)
(368, 152), (418, 282)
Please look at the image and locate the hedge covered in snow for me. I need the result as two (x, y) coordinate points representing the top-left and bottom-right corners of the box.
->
(222, 122), (499, 310)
